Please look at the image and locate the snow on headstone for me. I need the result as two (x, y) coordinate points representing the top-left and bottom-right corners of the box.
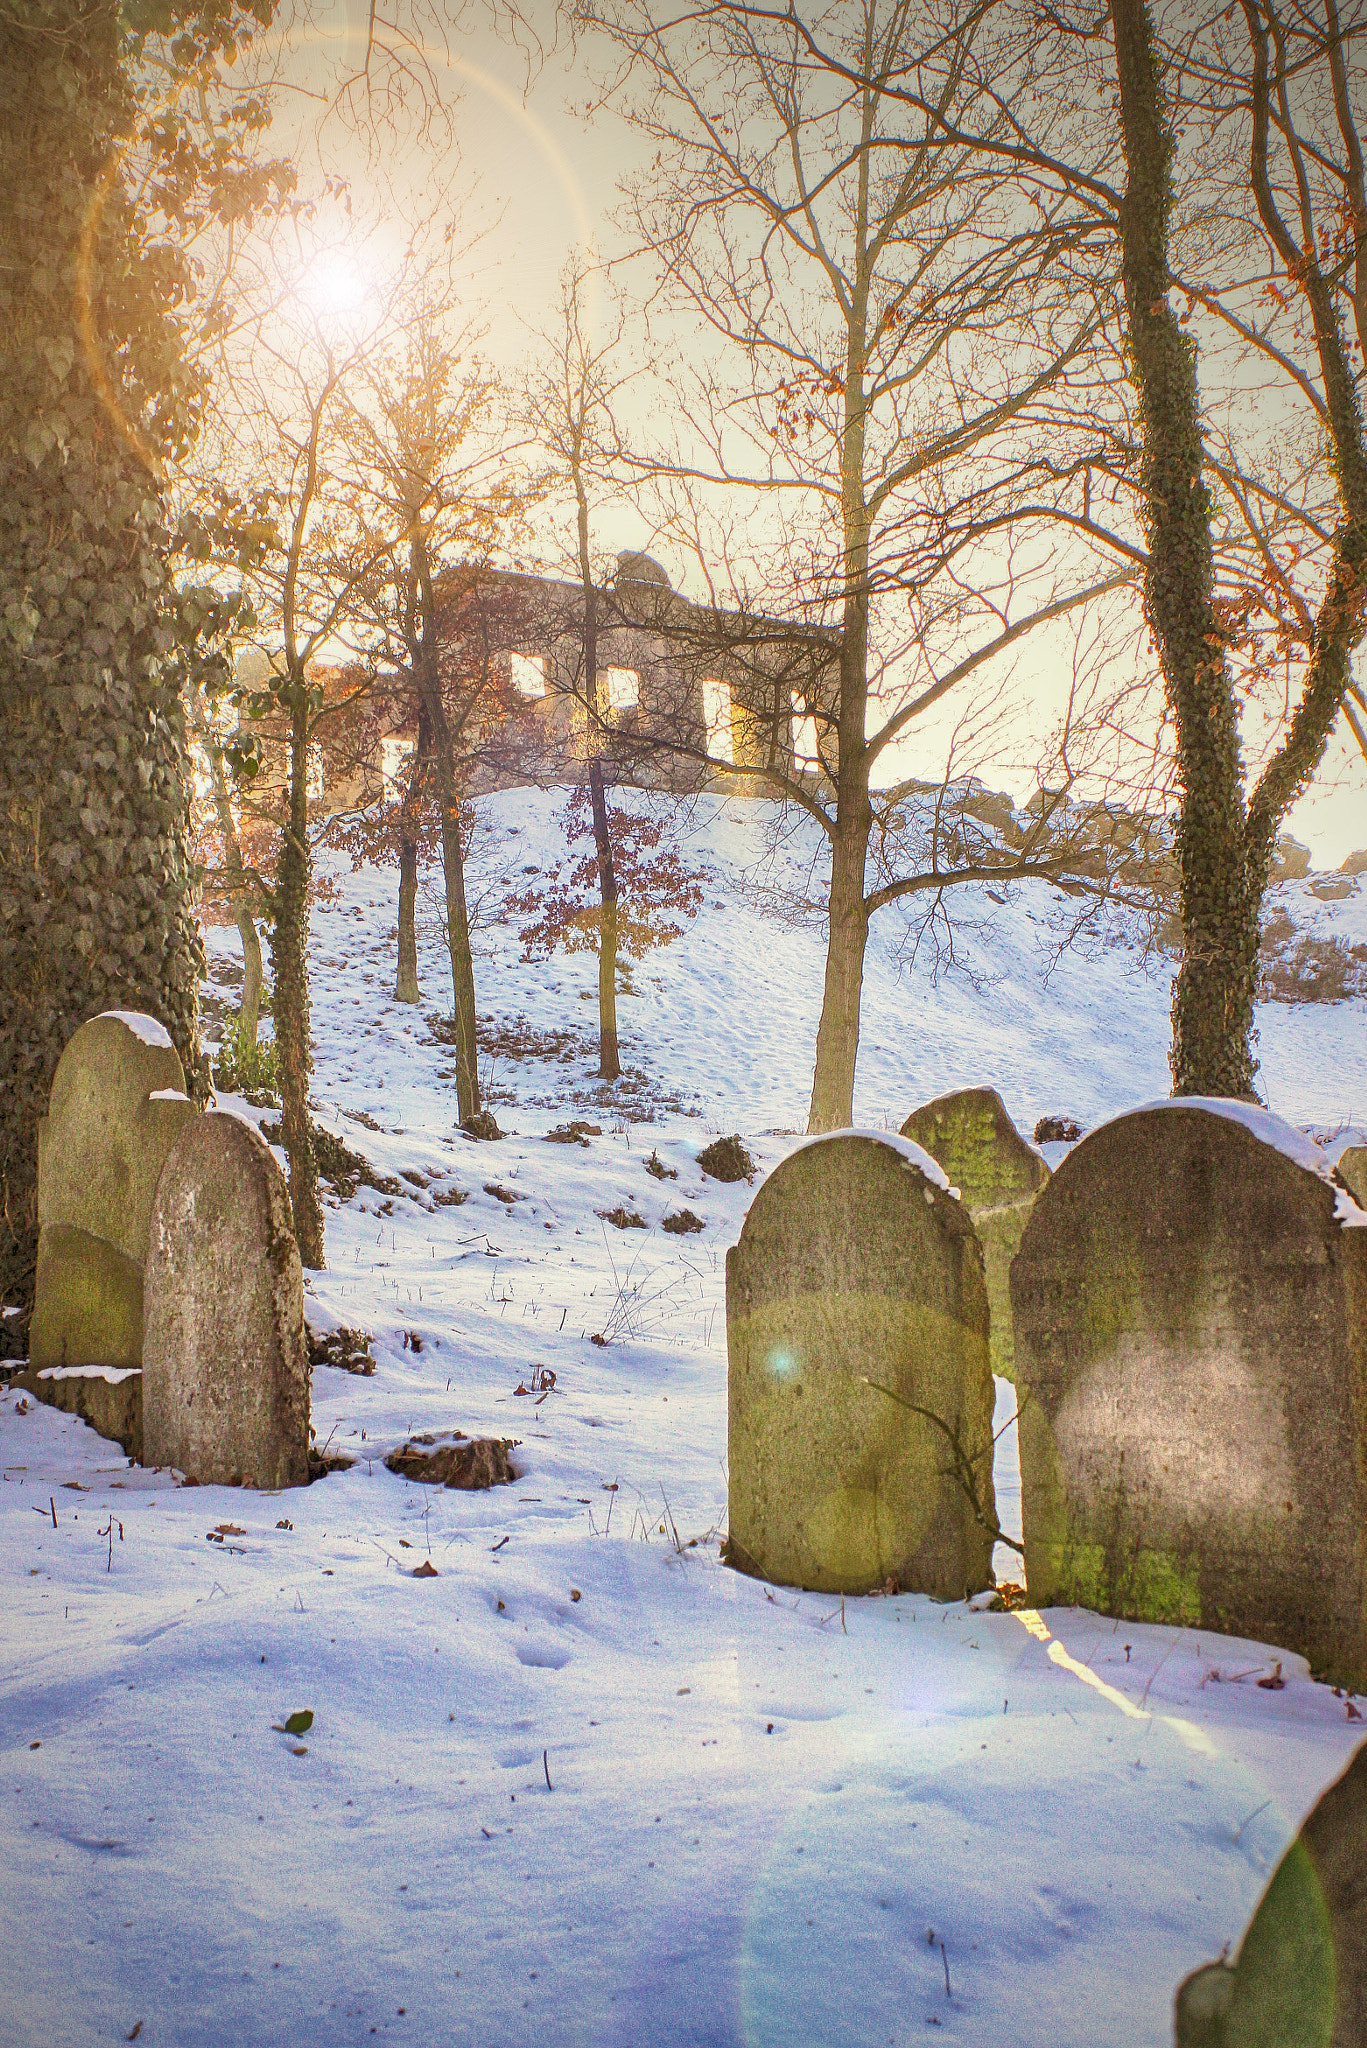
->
(725, 1130), (996, 1598)
(143, 1112), (310, 1489)
(29, 1012), (193, 1410)
(1011, 1103), (1367, 1689)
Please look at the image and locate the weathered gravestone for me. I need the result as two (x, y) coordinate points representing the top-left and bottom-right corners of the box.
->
(901, 1088), (1051, 1588)
(726, 1131), (995, 1597)
(28, 1012), (193, 1454)
(899, 1087), (1049, 1383)
(1334, 1145), (1367, 1213)
(1010, 1104), (1367, 1688)
(1174, 1738), (1367, 2048)
(143, 1112), (310, 1489)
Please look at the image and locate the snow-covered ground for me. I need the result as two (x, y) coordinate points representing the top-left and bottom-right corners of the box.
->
(5, 789), (1367, 2048)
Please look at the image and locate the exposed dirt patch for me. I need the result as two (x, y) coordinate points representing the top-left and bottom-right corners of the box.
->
(461, 1110), (504, 1141)
(1034, 1115), (1082, 1145)
(661, 1208), (705, 1235)
(385, 1434), (517, 1489)
(306, 1325), (376, 1376)
(598, 1207), (646, 1229)
(697, 1135), (756, 1183)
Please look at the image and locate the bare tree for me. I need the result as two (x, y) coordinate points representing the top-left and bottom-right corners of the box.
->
(1101, 0), (1367, 1095)
(200, 227), (404, 1265)
(576, 0), (1138, 1128)
(856, 0), (1367, 1092)
(341, 305), (521, 1126)
(520, 254), (640, 1079)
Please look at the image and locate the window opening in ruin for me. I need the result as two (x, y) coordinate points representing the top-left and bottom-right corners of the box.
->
(306, 742), (326, 802)
(702, 678), (734, 763)
(380, 735), (414, 800)
(512, 652), (547, 700)
(790, 693), (820, 774)
(603, 665), (639, 713)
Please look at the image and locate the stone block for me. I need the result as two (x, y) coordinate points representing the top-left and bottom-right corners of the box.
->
(25, 1364), (143, 1461)
(30, 1012), (192, 1374)
(726, 1131), (995, 1597)
(1174, 1739), (1367, 2047)
(1010, 1104), (1367, 1687)
(143, 1112), (310, 1489)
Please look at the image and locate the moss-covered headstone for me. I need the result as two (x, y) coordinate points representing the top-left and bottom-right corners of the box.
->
(726, 1131), (995, 1597)
(29, 1011), (192, 1380)
(1174, 1739), (1367, 2047)
(143, 1113), (310, 1489)
(899, 1086), (1049, 1383)
(1010, 1105), (1367, 1688)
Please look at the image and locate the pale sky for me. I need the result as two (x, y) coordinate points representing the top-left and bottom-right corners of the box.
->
(265, 0), (1366, 867)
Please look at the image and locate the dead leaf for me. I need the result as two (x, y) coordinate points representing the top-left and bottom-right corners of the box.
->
(412, 1560), (438, 1578)
(1257, 1662), (1286, 1691)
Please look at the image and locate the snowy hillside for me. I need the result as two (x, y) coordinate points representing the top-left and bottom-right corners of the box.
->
(4, 787), (1367, 2048)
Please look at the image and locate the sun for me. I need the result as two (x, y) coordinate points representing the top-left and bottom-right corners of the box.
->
(298, 244), (370, 317)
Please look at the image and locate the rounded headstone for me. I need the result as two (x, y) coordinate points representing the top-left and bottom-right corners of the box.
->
(143, 1113), (310, 1489)
(1011, 1104), (1367, 1687)
(30, 1011), (192, 1373)
(726, 1132), (995, 1597)
(1174, 1739), (1367, 2047)
(900, 1086), (1048, 1383)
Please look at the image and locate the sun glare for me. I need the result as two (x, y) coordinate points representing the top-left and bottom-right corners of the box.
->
(299, 245), (369, 317)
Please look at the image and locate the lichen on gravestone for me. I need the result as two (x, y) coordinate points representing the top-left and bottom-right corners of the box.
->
(29, 1012), (193, 1407)
(143, 1113), (310, 1490)
(726, 1131), (995, 1599)
(1011, 1103), (1367, 1688)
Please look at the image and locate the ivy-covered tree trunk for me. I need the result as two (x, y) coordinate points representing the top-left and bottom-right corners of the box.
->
(1109, 0), (1260, 1100)
(1110, 0), (1367, 1097)
(270, 692), (324, 1268)
(0, 3), (204, 1344)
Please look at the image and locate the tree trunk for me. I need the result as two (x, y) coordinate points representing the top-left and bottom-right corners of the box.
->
(394, 700), (429, 1005)
(409, 556), (481, 1123)
(395, 836), (420, 1004)
(1110, 0), (1259, 1098)
(570, 441), (621, 1080)
(589, 756), (621, 1080)
(807, 261), (874, 1136)
(191, 682), (264, 1042)
(807, 603), (873, 1132)
(807, 798), (872, 1132)
(434, 757), (481, 1122)
(0, 10), (203, 1342)
(271, 692), (325, 1268)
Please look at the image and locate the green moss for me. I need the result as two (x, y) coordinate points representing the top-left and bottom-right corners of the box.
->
(1224, 1838), (1336, 2048)
(1051, 1528), (1200, 1625)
